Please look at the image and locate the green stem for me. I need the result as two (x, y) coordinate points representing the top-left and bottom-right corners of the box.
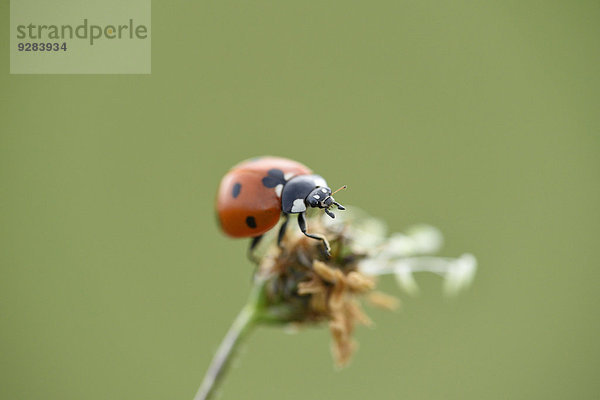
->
(193, 305), (256, 400)
(193, 279), (266, 400)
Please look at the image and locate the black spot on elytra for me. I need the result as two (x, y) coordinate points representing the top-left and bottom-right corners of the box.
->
(262, 168), (286, 188)
(232, 183), (241, 198)
(246, 216), (257, 229)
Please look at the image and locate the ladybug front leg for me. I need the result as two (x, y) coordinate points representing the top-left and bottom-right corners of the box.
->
(297, 212), (331, 257)
(332, 201), (345, 210)
(247, 235), (263, 264)
(277, 214), (290, 248)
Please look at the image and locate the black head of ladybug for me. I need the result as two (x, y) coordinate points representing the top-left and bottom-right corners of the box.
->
(281, 176), (346, 218)
(306, 186), (346, 219)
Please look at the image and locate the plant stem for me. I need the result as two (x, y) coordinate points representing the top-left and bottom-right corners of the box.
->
(193, 304), (256, 400)
(193, 278), (267, 400)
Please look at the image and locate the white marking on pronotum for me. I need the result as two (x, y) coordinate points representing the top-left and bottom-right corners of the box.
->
(313, 176), (327, 188)
(321, 188), (327, 193)
(291, 198), (306, 213)
(284, 172), (295, 180)
(313, 194), (320, 199)
(274, 184), (283, 198)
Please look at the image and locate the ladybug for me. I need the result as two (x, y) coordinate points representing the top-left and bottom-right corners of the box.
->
(216, 156), (346, 259)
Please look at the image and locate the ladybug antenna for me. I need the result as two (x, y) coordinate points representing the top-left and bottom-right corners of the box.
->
(327, 185), (346, 215)
(331, 185), (347, 196)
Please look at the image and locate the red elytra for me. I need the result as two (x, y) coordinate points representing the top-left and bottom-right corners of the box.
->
(216, 156), (312, 238)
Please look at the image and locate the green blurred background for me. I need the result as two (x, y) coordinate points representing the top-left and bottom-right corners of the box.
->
(1, 1), (599, 399)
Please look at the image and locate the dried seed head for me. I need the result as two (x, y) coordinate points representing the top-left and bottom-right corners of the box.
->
(252, 209), (475, 367)
(254, 215), (386, 366)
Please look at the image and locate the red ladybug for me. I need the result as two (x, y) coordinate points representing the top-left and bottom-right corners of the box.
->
(216, 156), (346, 258)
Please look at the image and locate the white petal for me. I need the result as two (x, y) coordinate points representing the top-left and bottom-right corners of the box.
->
(443, 254), (477, 296)
(383, 225), (443, 257)
(407, 225), (444, 254)
(395, 268), (420, 296)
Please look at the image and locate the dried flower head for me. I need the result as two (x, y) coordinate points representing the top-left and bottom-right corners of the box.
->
(251, 208), (476, 366)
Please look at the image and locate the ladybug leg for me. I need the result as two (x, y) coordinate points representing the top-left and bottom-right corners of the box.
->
(277, 214), (290, 248)
(333, 201), (345, 210)
(297, 212), (331, 257)
(247, 235), (263, 264)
